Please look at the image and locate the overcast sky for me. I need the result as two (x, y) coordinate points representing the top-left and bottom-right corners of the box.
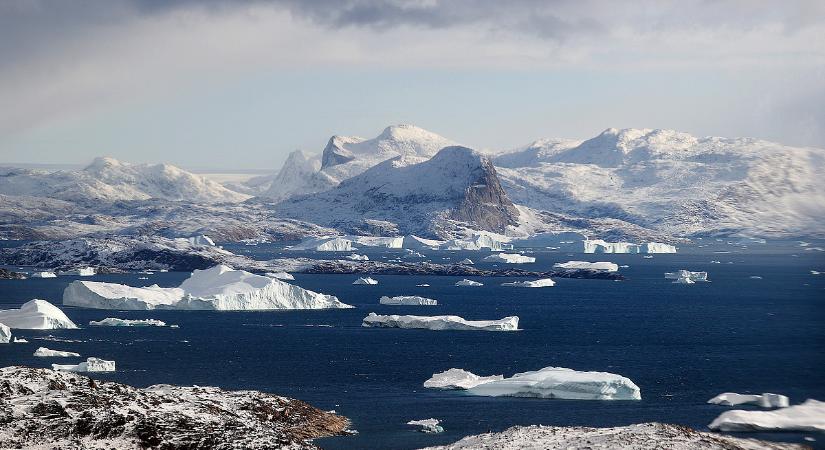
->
(1, 0), (823, 170)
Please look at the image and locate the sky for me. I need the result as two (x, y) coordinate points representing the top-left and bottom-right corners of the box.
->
(0, 0), (823, 171)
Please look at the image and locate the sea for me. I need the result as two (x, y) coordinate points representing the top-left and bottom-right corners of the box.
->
(1, 239), (823, 449)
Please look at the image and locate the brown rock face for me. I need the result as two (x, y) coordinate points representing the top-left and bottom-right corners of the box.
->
(449, 156), (520, 233)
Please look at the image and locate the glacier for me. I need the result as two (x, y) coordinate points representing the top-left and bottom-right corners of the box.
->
(708, 392), (789, 408)
(709, 399), (825, 432)
(423, 368), (504, 390)
(482, 253), (536, 264)
(0, 300), (78, 329)
(553, 261), (619, 272)
(63, 265), (352, 310)
(362, 313), (519, 331)
(53, 357), (116, 373)
(501, 278), (555, 288)
(379, 296), (438, 306)
(34, 347), (81, 357)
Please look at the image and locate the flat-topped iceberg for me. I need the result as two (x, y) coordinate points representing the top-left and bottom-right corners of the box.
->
(379, 296), (437, 306)
(0, 300), (77, 329)
(53, 357), (115, 373)
(353, 277), (378, 285)
(34, 347), (81, 357)
(455, 279), (483, 287)
(61, 267), (96, 276)
(708, 392), (789, 408)
(553, 261), (618, 272)
(582, 240), (677, 254)
(362, 313), (518, 331)
(30, 271), (57, 278)
(0, 323), (10, 343)
(482, 253), (536, 264)
(89, 318), (168, 327)
(63, 265), (352, 310)
(457, 367), (641, 400)
(440, 234), (513, 251)
(289, 236), (353, 251)
(709, 399), (825, 432)
(502, 278), (555, 288)
(424, 368), (504, 390)
(665, 270), (708, 283)
(407, 419), (443, 433)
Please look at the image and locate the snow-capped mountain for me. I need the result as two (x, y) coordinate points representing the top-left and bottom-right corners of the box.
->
(496, 128), (825, 237)
(274, 146), (519, 237)
(0, 157), (249, 204)
(259, 124), (455, 201)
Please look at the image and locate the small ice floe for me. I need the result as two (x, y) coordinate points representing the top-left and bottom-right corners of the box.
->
(0, 323), (10, 343)
(643, 255), (654, 259)
(553, 261), (619, 272)
(89, 318), (168, 327)
(812, 270), (821, 275)
(424, 368), (504, 389)
(665, 270), (708, 284)
(709, 399), (825, 432)
(455, 279), (483, 287)
(424, 367), (641, 400)
(710, 260), (722, 264)
(30, 271), (57, 278)
(482, 253), (536, 264)
(13, 337), (27, 343)
(619, 265), (630, 268)
(458, 258), (474, 265)
(805, 247), (825, 252)
(708, 392), (789, 408)
(749, 276), (763, 280)
(379, 296), (437, 306)
(266, 272), (295, 281)
(362, 313), (518, 331)
(353, 277), (379, 285)
(407, 419), (443, 433)
(34, 347), (81, 358)
(346, 254), (370, 261)
(0, 300), (77, 329)
(416, 284), (430, 287)
(138, 277), (149, 280)
(52, 357), (115, 372)
(60, 267), (96, 276)
(501, 278), (555, 288)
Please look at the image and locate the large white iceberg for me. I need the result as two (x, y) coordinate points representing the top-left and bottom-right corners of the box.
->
(347, 235), (404, 249)
(61, 267), (96, 276)
(407, 419), (444, 433)
(665, 270), (708, 283)
(455, 279), (483, 287)
(553, 261), (618, 272)
(708, 392), (789, 408)
(501, 278), (555, 288)
(455, 367), (641, 400)
(352, 277), (379, 285)
(379, 296), (438, 306)
(709, 399), (825, 432)
(483, 253), (536, 264)
(53, 357), (115, 373)
(362, 313), (519, 331)
(30, 271), (57, 278)
(0, 300), (77, 329)
(582, 240), (677, 254)
(89, 318), (168, 327)
(289, 236), (354, 251)
(441, 234), (513, 251)
(34, 347), (81, 357)
(0, 323), (10, 343)
(423, 368), (504, 390)
(63, 265), (352, 310)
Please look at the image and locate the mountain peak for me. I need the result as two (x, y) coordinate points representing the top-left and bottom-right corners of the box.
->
(84, 156), (123, 171)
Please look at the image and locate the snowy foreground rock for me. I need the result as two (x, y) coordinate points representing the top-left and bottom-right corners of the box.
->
(34, 347), (81, 357)
(482, 253), (536, 264)
(501, 278), (555, 288)
(89, 318), (168, 327)
(421, 423), (805, 450)
(0, 300), (77, 329)
(63, 265), (352, 310)
(709, 393), (789, 408)
(553, 261), (619, 272)
(426, 367), (641, 400)
(709, 399), (825, 432)
(0, 366), (350, 449)
(52, 357), (116, 373)
(379, 296), (437, 306)
(362, 313), (518, 331)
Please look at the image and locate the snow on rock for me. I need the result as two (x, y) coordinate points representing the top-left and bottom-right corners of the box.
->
(60, 266), (96, 276)
(266, 271), (295, 280)
(185, 235), (215, 246)
(362, 313), (518, 331)
(423, 368), (504, 390)
(63, 265), (352, 310)
(420, 423), (805, 450)
(582, 240), (677, 254)
(553, 261), (619, 272)
(30, 271), (57, 278)
(665, 270), (709, 283)
(455, 279), (483, 287)
(709, 399), (825, 432)
(465, 366), (641, 400)
(379, 296), (438, 306)
(346, 254), (370, 261)
(89, 318), (168, 327)
(482, 253), (536, 264)
(290, 236), (354, 252)
(352, 277), (379, 285)
(34, 347), (81, 357)
(501, 278), (555, 288)
(708, 393), (790, 408)
(458, 258), (474, 265)
(53, 357), (115, 372)
(0, 300), (77, 329)
(0, 323), (10, 343)
(407, 419), (444, 433)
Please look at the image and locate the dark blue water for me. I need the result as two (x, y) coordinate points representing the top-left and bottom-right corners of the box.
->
(1, 242), (824, 449)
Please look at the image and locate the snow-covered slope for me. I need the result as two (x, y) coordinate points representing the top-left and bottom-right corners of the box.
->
(260, 150), (333, 202)
(496, 128), (825, 237)
(274, 146), (519, 237)
(0, 157), (249, 204)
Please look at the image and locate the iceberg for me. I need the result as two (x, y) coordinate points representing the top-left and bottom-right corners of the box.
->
(89, 318), (168, 327)
(289, 236), (354, 252)
(416, 283), (430, 287)
(455, 279), (483, 287)
(346, 254), (370, 261)
(641, 242), (677, 253)
(665, 270), (708, 283)
(401, 235), (444, 250)
(362, 313), (519, 331)
(441, 234), (513, 251)
(53, 357), (115, 373)
(352, 277), (379, 285)
(0, 300), (77, 329)
(347, 236), (404, 249)
(407, 419), (443, 433)
(708, 392), (789, 408)
(265, 272), (295, 281)
(63, 265), (352, 310)
(185, 235), (215, 246)
(12, 337), (27, 343)
(458, 258), (474, 265)
(501, 278), (555, 288)
(709, 399), (825, 432)
(30, 271), (57, 278)
(379, 296), (437, 306)
(582, 240), (677, 254)
(464, 367), (641, 400)
(553, 261), (619, 272)
(511, 232), (587, 249)
(0, 323), (10, 343)
(61, 267), (96, 276)
(34, 347), (81, 357)
(483, 253), (536, 264)
(423, 368), (504, 390)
